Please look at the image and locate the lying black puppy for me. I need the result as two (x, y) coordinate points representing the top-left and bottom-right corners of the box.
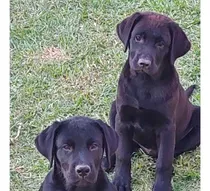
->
(105, 12), (200, 191)
(35, 116), (118, 191)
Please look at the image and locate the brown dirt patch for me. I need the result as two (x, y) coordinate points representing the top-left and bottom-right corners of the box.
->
(40, 46), (70, 61)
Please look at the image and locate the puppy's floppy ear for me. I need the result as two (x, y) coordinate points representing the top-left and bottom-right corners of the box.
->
(168, 22), (191, 64)
(95, 119), (118, 169)
(117, 12), (143, 52)
(35, 121), (61, 168)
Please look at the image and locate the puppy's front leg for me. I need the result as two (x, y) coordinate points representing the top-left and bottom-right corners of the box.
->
(153, 123), (176, 191)
(113, 113), (133, 191)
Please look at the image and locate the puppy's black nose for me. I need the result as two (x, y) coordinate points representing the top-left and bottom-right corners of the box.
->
(138, 58), (151, 68)
(75, 165), (91, 178)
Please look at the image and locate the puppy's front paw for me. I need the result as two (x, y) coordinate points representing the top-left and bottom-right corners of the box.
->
(153, 181), (172, 191)
(113, 176), (131, 191)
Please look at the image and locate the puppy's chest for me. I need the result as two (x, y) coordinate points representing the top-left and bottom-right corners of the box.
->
(138, 88), (170, 104)
(128, 81), (172, 107)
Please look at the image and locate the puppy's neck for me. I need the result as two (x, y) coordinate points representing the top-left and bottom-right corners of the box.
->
(69, 184), (95, 191)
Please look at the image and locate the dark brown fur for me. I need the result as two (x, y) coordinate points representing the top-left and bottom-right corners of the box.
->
(104, 12), (200, 191)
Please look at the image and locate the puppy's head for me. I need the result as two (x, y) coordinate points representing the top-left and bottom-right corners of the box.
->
(117, 12), (191, 76)
(35, 117), (118, 189)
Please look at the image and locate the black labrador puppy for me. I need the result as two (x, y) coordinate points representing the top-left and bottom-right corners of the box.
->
(105, 12), (200, 191)
(35, 116), (118, 191)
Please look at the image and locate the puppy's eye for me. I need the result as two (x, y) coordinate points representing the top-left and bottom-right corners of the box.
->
(135, 34), (144, 43)
(156, 41), (165, 48)
(89, 143), (99, 151)
(63, 144), (73, 151)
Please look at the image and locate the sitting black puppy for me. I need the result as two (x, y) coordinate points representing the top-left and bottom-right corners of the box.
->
(104, 11), (200, 191)
(35, 116), (118, 191)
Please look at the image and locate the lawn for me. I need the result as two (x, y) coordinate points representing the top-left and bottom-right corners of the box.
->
(10, 0), (200, 190)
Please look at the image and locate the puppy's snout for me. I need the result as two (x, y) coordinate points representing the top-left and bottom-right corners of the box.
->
(75, 165), (91, 178)
(138, 58), (151, 69)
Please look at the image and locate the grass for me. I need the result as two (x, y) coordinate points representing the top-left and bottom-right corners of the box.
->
(10, 0), (200, 190)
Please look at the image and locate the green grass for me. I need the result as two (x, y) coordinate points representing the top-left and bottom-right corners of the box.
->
(10, 0), (200, 190)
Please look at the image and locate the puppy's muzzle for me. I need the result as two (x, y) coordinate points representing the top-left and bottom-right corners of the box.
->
(75, 165), (91, 178)
(137, 58), (152, 70)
